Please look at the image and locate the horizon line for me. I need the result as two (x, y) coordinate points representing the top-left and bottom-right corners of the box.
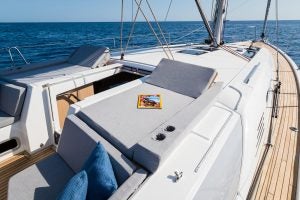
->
(0, 19), (299, 23)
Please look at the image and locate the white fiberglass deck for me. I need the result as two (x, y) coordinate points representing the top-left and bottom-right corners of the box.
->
(113, 45), (248, 85)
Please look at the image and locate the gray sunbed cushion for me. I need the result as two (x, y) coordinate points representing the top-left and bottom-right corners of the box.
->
(0, 81), (26, 117)
(108, 168), (148, 200)
(133, 83), (223, 172)
(0, 111), (17, 128)
(57, 115), (137, 185)
(77, 83), (194, 159)
(68, 45), (108, 68)
(8, 154), (74, 200)
(145, 58), (216, 98)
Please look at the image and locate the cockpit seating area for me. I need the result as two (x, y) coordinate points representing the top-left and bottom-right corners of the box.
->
(8, 115), (147, 200)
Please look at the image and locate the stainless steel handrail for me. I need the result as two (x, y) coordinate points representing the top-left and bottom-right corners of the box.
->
(7, 47), (30, 66)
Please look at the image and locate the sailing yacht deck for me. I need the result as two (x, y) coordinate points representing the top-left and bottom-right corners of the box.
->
(248, 42), (300, 200)
(0, 42), (298, 200)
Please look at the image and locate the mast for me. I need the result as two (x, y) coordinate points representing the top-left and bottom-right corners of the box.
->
(194, 0), (228, 46)
(211, 0), (229, 45)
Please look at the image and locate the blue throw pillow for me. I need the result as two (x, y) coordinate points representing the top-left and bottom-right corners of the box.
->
(57, 170), (88, 200)
(82, 142), (118, 200)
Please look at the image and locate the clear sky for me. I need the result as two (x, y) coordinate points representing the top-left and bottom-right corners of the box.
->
(0, 0), (299, 22)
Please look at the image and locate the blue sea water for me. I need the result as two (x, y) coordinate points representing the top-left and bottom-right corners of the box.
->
(0, 21), (299, 68)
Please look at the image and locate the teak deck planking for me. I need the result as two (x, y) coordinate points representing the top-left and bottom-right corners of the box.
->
(249, 42), (300, 200)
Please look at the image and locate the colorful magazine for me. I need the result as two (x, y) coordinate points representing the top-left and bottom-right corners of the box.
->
(137, 94), (162, 109)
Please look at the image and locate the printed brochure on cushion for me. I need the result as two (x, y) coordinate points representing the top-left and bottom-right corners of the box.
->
(137, 94), (162, 109)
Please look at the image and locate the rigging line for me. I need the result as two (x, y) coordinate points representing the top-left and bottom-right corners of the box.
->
(145, 0), (174, 60)
(261, 0), (272, 39)
(195, 0), (216, 46)
(275, 0), (279, 81)
(195, 0), (217, 45)
(120, 0), (124, 59)
(132, 0), (134, 22)
(228, 0), (251, 14)
(171, 27), (204, 44)
(125, 0), (143, 52)
(133, 0), (171, 59)
(164, 0), (173, 21)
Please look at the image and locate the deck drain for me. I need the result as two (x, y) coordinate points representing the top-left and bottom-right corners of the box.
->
(290, 127), (298, 132)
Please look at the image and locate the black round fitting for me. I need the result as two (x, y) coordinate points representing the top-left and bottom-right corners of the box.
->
(156, 133), (166, 141)
(165, 125), (175, 132)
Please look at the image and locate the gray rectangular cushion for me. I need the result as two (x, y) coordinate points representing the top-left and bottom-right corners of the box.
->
(68, 45), (109, 68)
(145, 58), (217, 98)
(133, 83), (223, 172)
(57, 114), (137, 185)
(0, 81), (26, 117)
(8, 154), (74, 200)
(0, 111), (17, 128)
(77, 83), (194, 159)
